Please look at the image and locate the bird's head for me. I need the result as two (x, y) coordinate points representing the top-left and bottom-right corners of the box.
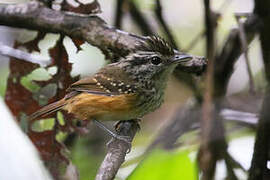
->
(116, 36), (192, 87)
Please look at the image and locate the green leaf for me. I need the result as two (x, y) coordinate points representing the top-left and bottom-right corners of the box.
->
(57, 111), (65, 125)
(56, 131), (68, 142)
(0, 68), (8, 97)
(20, 76), (40, 93)
(31, 118), (55, 132)
(128, 149), (198, 180)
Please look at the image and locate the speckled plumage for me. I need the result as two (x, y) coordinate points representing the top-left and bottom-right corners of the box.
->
(29, 36), (191, 122)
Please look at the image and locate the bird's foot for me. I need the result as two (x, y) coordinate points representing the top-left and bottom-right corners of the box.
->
(106, 135), (132, 153)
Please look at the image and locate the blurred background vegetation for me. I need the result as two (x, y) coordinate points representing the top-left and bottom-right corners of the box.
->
(0, 0), (263, 179)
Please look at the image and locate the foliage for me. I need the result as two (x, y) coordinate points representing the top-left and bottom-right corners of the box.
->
(128, 149), (198, 180)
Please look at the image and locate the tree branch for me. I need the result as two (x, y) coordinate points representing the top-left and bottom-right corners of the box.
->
(235, 14), (255, 94)
(114, 0), (125, 29)
(0, 1), (138, 58)
(128, 1), (154, 35)
(154, 0), (178, 49)
(0, 1), (205, 73)
(0, 43), (51, 67)
(199, 0), (219, 179)
(249, 0), (270, 179)
(95, 120), (140, 180)
(249, 91), (270, 180)
(184, 0), (232, 52)
(214, 15), (259, 97)
(146, 105), (200, 151)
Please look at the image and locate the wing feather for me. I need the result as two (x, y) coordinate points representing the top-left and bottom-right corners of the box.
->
(66, 66), (138, 97)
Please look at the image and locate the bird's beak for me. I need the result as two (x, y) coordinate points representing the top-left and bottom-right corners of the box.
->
(172, 54), (193, 63)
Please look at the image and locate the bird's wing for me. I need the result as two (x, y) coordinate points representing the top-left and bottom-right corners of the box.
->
(67, 77), (113, 96)
(66, 66), (138, 97)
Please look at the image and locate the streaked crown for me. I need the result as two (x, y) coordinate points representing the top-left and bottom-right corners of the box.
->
(137, 36), (174, 56)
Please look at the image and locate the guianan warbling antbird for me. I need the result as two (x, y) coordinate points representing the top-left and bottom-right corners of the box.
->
(30, 36), (193, 143)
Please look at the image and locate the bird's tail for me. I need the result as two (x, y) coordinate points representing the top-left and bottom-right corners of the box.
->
(29, 98), (67, 120)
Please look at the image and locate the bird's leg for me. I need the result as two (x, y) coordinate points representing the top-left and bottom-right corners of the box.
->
(112, 119), (141, 153)
(92, 119), (132, 144)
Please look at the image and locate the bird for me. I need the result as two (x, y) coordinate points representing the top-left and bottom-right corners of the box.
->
(29, 36), (192, 142)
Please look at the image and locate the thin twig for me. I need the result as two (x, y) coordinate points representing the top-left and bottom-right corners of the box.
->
(184, 0), (232, 52)
(235, 14), (255, 94)
(225, 151), (246, 171)
(0, 43), (51, 67)
(128, 1), (154, 35)
(225, 161), (238, 180)
(114, 0), (125, 29)
(154, 0), (178, 49)
(146, 106), (199, 151)
(249, 92), (270, 180)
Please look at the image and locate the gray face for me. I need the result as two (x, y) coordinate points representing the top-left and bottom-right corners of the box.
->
(121, 51), (177, 80)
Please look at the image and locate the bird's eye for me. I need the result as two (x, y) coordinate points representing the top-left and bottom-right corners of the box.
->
(151, 56), (161, 65)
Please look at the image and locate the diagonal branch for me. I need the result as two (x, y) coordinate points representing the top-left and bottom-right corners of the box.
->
(154, 0), (178, 49)
(235, 14), (255, 94)
(128, 1), (154, 36)
(214, 15), (259, 97)
(0, 1), (205, 73)
(0, 1), (139, 58)
(0, 43), (51, 67)
(114, 0), (125, 29)
(184, 0), (232, 52)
